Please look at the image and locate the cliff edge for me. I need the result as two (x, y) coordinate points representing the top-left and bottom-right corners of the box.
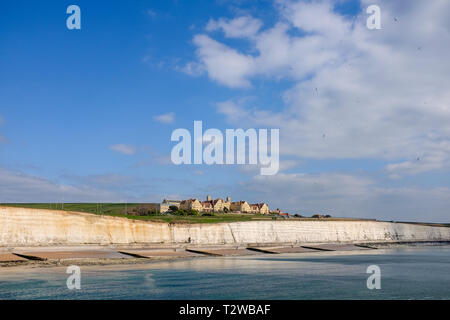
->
(1, 206), (449, 246)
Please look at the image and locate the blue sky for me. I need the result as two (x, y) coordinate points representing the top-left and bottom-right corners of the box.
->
(1, 0), (450, 222)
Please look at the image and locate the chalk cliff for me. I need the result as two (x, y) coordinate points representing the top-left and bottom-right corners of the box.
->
(1, 207), (449, 246)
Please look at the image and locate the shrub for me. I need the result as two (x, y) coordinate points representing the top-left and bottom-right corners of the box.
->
(202, 213), (214, 217)
(129, 207), (149, 216)
(171, 209), (189, 216)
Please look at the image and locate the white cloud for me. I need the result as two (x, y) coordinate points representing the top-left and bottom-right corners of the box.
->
(178, 0), (450, 222)
(110, 144), (136, 155)
(192, 35), (255, 87)
(153, 112), (175, 124)
(280, 0), (350, 39)
(186, 0), (450, 176)
(0, 168), (174, 203)
(243, 172), (450, 222)
(279, 159), (302, 171)
(0, 168), (125, 203)
(385, 150), (450, 178)
(206, 16), (263, 39)
(216, 100), (250, 123)
(179, 62), (204, 76)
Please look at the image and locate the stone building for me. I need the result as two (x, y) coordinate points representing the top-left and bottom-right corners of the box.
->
(223, 196), (231, 211)
(179, 198), (203, 212)
(200, 200), (213, 212)
(174, 195), (270, 214)
(197, 195), (235, 213)
(200, 195), (229, 212)
(250, 203), (270, 214)
(160, 199), (182, 213)
(230, 200), (251, 213)
(249, 204), (259, 213)
(233, 201), (269, 214)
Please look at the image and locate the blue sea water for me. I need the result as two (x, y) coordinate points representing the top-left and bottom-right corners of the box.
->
(0, 246), (449, 300)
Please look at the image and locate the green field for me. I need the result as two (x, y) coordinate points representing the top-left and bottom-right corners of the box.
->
(0, 203), (275, 224)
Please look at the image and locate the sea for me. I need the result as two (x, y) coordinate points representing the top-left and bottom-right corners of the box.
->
(0, 245), (449, 300)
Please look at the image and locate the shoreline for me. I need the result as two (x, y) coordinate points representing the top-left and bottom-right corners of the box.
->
(2, 240), (448, 270)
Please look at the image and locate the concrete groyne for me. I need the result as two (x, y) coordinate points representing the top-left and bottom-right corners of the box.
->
(1, 207), (449, 246)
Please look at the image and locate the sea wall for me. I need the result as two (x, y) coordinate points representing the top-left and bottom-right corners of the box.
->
(1, 206), (449, 246)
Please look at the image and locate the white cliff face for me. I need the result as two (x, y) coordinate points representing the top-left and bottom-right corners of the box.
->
(0, 207), (171, 245)
(1, 207), (449, 246)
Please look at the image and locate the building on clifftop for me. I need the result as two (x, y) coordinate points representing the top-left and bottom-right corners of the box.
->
(174, 195), (271, 214)
(179, 198), (202, 212)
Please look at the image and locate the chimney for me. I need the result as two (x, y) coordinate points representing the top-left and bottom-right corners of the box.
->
(226, 196), (231, 203)
(207, 195), (211, 201)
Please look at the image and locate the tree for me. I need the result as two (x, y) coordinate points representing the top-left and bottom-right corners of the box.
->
(188, 209), (199, 216)
(148, 209), (159, 215)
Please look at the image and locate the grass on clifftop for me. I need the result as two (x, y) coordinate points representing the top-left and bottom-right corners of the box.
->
(4, 203), (445, 226)
(0, 203), (273, 224)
